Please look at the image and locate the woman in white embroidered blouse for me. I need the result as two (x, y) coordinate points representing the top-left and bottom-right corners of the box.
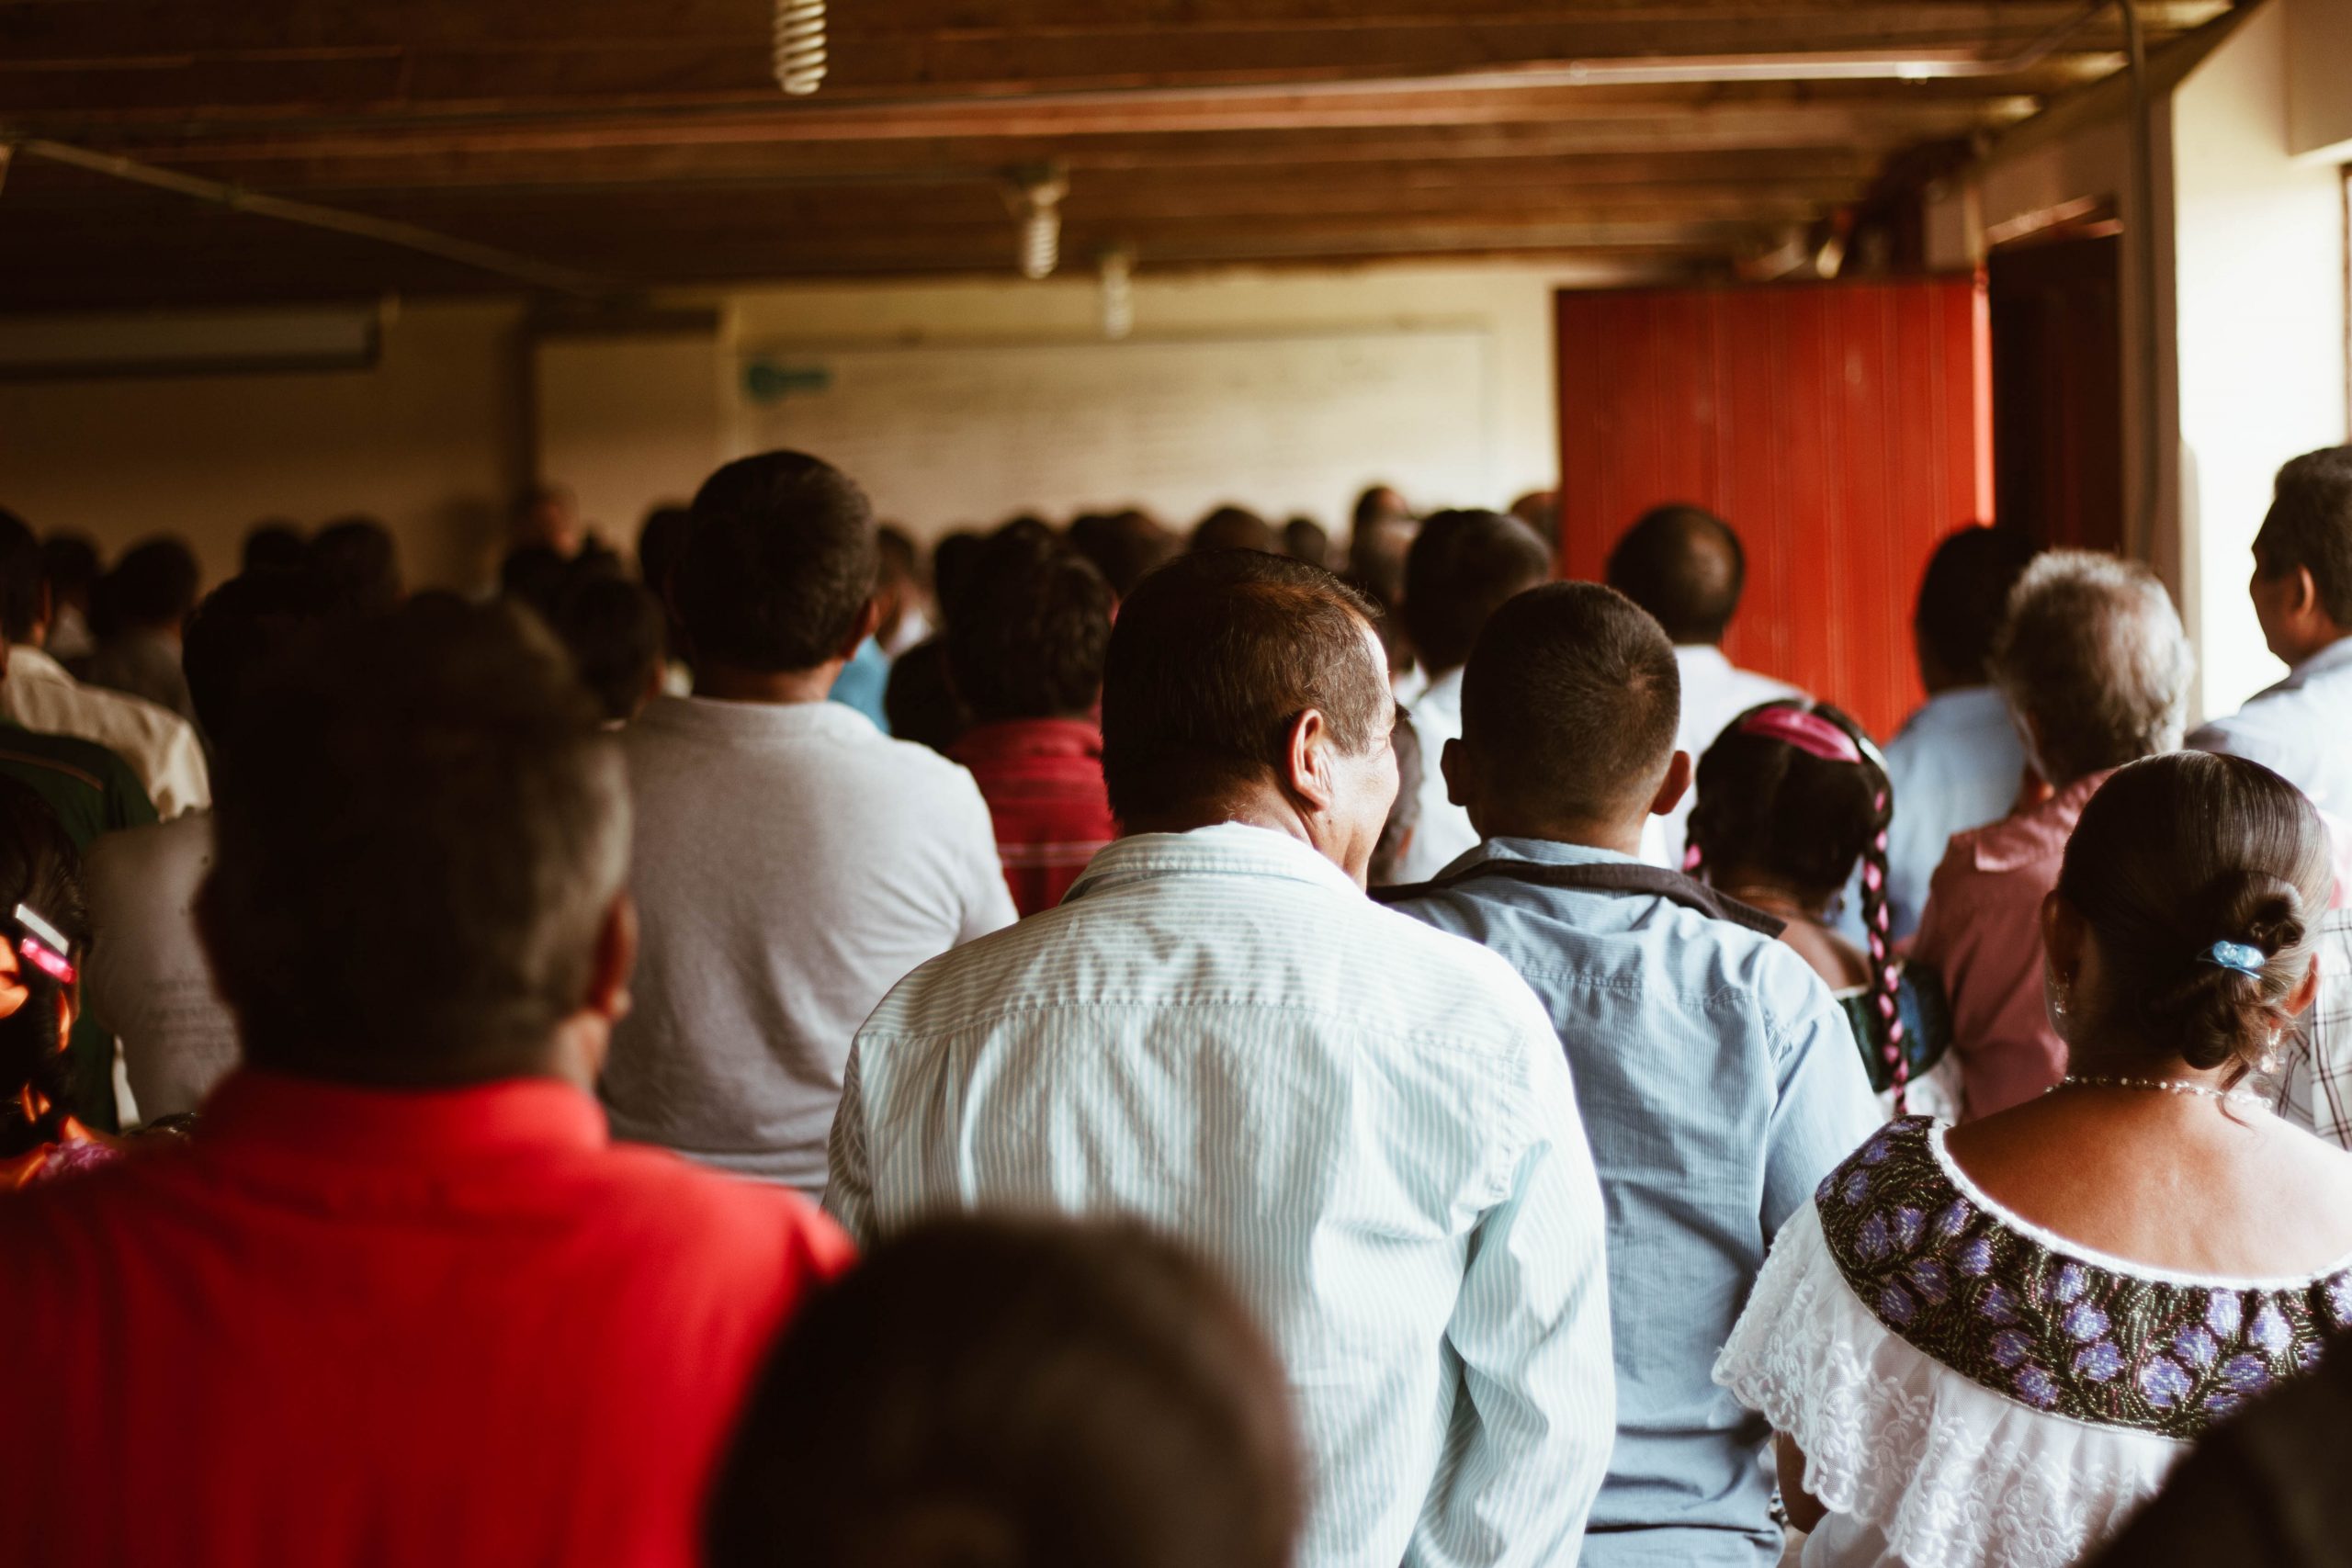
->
(1716, 752), (2352, 1568)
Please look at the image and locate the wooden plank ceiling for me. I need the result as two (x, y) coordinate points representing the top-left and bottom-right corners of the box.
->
(0, 0), (2232, 309)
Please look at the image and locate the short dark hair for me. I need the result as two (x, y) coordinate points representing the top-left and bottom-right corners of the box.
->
(1605, 503), (1747, 645)
(674, 450), (876, 672)
(1916, 525), (2040, 683)
(498, 544), (571, 623)
(883, 637), (970, 754)
(876, 524), (920, 587)
(40, 534), (101, 604)
(0, 509), (45, 642)
(1102, 551), (1388, 823)
(946, 538), (1114, 723)
(241, 521), (307, 574)
(1401, 509), (1552, 674)
(554, 573), (667, 723)
(707, 1216), (1304, 1568)
(2059, 751), (2335, 1080)
(1068, 512), (1178, 599)
(1370, 706), (1422, 889)
(1191, 505), (1275, 556)
(1459, 581), (1680, 821)
(2254, 446), (2352, 627)
(1281, 518), (1330, 567)
(0, 774), (87, 1159)
(930, 531), (986, 625)
(183, 569), (334, 754)
(198, 600), (628, 1085)
(305, 515), (402, 617)
(636, 504), (693, 598)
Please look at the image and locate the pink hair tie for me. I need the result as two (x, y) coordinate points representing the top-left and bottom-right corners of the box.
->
(1736, 705), (1865, 766)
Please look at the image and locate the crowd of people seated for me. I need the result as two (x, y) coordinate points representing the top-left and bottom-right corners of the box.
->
(5, 444), (2352, 1568)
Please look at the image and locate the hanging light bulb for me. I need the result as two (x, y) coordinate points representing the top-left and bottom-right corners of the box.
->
(774, 0), (827, 96)
(1005, 165), (1069, 280)
(1099, 248), (1135, 340)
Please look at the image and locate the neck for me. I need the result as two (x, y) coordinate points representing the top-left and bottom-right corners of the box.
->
(693, 660), (843, 705)
(2283, 627), (2350, 669)
(1121, 787), (1354, 880)
(1713, 882), (1829, 924)
(1470, 807), (1646, 859)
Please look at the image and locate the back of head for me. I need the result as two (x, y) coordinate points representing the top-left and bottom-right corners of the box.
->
(1916, 525), (2041, 685)
(1689, 700), (1886, 906)
(876, 525), (921, 590)
(1191, 506), (1275, 557)
(931, 531), (987, 624)
(707, 1216), (1304, 1568)
(2057, 752), (2333, 1080)
(107, 537), (202, 629)
(1101, 551), (1387, 824)
(0, 509), (44, 643)
(884, 637), (971, 754)
(241, 521), (307, 575)
(499, 544), (571, 623)
(1990, 550), (2192, 787)
(676, 450), (875, 672)
(945, 536), (1114, 725)
(0, 774), (86, 1157)
(1280, 518), (1330, 568)
(1459, 582), (1680, 827)
(1068, 512), (1177, 600)
(40, 534), (102, 606)
(306, 515), (402, 617)
(198, 600), (628, 1085)
(555, 574), (668, 723)
(1345, 491), (1416, 612)
(1604, 503), (1746, 646)
(636, 503), (693, 597)
(183, 569), (336, 758)
(1401, 508), (1553, 675)
(2254, 445), (2352, 627)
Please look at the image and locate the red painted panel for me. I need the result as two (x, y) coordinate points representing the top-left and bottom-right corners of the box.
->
(1553, 276), (1991, 739)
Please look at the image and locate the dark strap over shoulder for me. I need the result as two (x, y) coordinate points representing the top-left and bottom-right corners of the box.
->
(1372, 857), (1787, 938)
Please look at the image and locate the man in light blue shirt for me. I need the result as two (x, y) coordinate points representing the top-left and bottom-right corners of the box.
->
(2191, 446), (2352, 817)
(827, 550), (1616, 1568)
(1385, 582), (1879, 1568)
(1880, 525), (2039, 939)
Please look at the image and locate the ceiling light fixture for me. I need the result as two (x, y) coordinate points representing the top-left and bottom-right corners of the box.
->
(1006, 165), (1069, 280)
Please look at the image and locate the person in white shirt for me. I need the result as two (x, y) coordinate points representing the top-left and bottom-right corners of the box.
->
(1605, 504), (1798, 868)
(82, 569), (328, 1121)
(2191, 446), (2352, 816)
(1880, 525), (2041, 940)
(829, 549), (1617, 1568)
(600, 452), (1015, 1199)
(1389, 508), (1552, 884)
(0, 512), (209, 819)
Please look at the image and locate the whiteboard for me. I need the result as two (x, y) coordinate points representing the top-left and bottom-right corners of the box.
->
(732, 329), (1494, 537)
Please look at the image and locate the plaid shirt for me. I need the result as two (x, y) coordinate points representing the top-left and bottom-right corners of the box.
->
(2277, 908), (2352, 1147)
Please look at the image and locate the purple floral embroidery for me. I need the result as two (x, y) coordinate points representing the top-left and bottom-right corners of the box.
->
(2063, 1302), (2109, 1341)
(2141, 1358), (2191, 1408)
(1817, 1117), (2349, 1443)
(2074, 1341), (2123, 1382)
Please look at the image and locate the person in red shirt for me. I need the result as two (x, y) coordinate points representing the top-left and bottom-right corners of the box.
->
(945, 530), (1119, 916)
(0, 596), (852, 1568)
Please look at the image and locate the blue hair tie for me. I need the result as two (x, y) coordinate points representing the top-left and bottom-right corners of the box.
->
(2200, 941), (2267, 977)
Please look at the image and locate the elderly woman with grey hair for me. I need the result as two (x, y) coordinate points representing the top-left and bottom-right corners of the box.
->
(1907, 550), (2195, 1120)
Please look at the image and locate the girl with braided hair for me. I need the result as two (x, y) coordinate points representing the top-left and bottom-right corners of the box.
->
(1687, 697), (1954, 1116)
(0, 773), (107, 1189)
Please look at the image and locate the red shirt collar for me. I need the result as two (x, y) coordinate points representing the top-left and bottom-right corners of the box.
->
(199, 1069), (609, 1164)
(948, 717), (1103, 763)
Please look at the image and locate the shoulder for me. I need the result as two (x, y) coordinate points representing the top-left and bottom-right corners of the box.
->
(585, 1139), (857, 1276)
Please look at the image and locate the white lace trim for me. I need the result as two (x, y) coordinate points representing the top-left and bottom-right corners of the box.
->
(1713, 1204), (2188, 1568)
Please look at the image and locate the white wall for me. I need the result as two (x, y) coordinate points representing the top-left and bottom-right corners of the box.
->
(2174, 0), (2349, 716)
(0, 300), (526, 592)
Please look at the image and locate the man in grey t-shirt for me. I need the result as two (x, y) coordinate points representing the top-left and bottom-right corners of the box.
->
(600, 452), (1014, 1196)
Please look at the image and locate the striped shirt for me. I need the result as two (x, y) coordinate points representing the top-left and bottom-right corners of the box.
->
(826, 823), (1616, 1568)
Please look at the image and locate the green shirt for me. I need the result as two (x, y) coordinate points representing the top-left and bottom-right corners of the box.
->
(0, 719), (158, 1131)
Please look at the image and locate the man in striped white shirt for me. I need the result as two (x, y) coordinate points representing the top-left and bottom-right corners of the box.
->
(828, 550), (1615, 1568)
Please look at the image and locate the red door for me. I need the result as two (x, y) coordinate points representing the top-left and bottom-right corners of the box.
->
(1555, 276), (1992, 739)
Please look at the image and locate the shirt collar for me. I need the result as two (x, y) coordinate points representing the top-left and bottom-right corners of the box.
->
(1459, 836), (1641, 872)
(1065, 822), (1363, 903)
(198, 1069), (609, 1165)
(7, 645), (70, 683)
(639, 692), (878, 741)
(948, 717), (1103, 762)
(1898, 684), (2013, 739)
(1972, 769), (2111, 874)
(2292, 637), (2352, 682)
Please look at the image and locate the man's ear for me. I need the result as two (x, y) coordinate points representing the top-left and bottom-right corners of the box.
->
(1441, 736), (1473, 810)
(834, 596), (884, 662)
(583, 893), (638, 1026)
(2295, 565), (2322, 620)
(1649, 750), (1692, 818)
(1283, 707), (1338, 815)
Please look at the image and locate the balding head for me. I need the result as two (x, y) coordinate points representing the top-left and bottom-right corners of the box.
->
(1605, 504), (1747, 646)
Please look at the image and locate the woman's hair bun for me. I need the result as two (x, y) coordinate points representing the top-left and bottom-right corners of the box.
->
(2167, 870), (2307, 1071)
(2215, 868), (2307, 960)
